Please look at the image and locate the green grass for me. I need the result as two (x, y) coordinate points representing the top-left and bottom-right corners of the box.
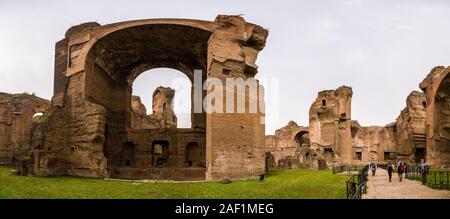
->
(0, 166), (349, 199)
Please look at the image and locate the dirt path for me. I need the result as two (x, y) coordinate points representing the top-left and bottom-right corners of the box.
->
(363, 168), (450, 199)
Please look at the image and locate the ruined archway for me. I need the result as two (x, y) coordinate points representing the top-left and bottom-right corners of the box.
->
(294, 131), (310, 148)
(432, 71), (450, 164)
(28, 16), (268, 181)
(132, 68), (192, 128)
(420, 66), (450, 166)
(83, 24), (210, 179)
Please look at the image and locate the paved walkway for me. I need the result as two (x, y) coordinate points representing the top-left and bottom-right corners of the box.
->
(363, 169), (450, 199)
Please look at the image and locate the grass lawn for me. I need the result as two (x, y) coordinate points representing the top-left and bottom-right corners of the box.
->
(0, 166), (349, 199)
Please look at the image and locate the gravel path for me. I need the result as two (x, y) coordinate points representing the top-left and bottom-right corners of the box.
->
(363, 168), (450, 199)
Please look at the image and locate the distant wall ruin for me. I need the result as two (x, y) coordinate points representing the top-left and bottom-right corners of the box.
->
(0, 93), (50, 165)
(265, 77), (448, 168)
(131, 86), (177, 129)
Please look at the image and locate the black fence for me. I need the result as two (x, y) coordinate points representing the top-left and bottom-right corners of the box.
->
(405, 165), (428, 183)
(332, 165), (365, 174)
(343, 165), (369, 199)
(405, 165), (449, 190)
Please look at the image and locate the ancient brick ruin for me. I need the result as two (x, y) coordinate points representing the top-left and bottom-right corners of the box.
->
(265, 121), (313, 169)
(309, 86), (353, 166)
(131, 87), (177, 129)
(0, 93), (50, 165)
(420, 66), (450, 166)
(1, 15), (448, 180)
(17, 15), (268, 181)
(266, 69), (449, 168)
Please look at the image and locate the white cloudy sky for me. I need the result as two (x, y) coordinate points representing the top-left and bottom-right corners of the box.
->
(1, 0), (449, 134)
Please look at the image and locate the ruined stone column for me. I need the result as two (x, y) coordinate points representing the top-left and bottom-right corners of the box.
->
(205, 15), (268, 180)
(336, 86), (353, 164)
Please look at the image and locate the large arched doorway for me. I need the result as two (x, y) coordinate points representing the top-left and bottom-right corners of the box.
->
(30, 16), (268, 181)
(132, 68), (192, 129)
(433, 72), (450, 164)
(421, 66), (450, 166)
(294, 131), (310, 148)
(84, 24), (210, 180)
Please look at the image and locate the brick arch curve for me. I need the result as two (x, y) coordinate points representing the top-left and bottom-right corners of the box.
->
(30, 15), (269, 181)
(420, 66), (450, 166)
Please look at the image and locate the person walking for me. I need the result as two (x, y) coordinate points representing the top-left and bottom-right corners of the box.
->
(419, 159), (427, 178)
(387, 162), (393, 182)
(397, 162), (405, 182)
(370, 163), (377, 176)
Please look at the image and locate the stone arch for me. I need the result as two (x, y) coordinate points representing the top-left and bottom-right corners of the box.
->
(151, 140), (169, 167)
(420, 66), (450, 166)
(31, 16), (268, 181)
(121, 142), (135, 167)
(433, 71), (450, 165)
(82, 23), (212, 177)
(83, 23), (211, 130)
(293, 130), (310, 147)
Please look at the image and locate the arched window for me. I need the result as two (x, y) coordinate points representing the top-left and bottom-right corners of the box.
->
(121, 142), (135, 167)
(151, 140), (169, 167)
(185, 142), (205, 167)
(133, 68), (192, 128)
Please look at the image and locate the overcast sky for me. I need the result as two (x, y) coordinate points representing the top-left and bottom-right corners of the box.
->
(1, 0), (449, 134)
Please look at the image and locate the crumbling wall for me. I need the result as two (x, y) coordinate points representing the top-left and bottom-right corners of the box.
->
(130, 87), (178, 129)
(394, 91), (427, 163)
(264, 121), (315, 168)
(205, 15), (267, 180)
(309, 86), (352, 165)
(420, 66), (450, 167)
(24, 15), (268, 181)
(151, 86), (177, 128)
(0, 93), (50, 165)
(350, 121), (369, 163)
(348, 91), (426, 165)
(349, 122), (397, 164)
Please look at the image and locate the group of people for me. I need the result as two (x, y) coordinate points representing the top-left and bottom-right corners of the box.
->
(368, 159), (428, 183)
(386, 161), (408, 182)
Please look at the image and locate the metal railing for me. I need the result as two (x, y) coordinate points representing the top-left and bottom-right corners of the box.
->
(332, 165), (365, 174)
(404, 165), (449, 190)
(425, 170), (449, 190)
(405, 165), (428, 183)
(345, 165), (369, 199)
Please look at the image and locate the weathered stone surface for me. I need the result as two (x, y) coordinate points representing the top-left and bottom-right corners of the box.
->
(0, 93), (50, 165)
(264, 121), (314, 169)
(266, 88), (431, 167)
(394, 91), (427, 162)
(420, 66), (450, 167)
(130, 87), (178, 129)
(350, 122), (396, 164)
(309, 86), (353, 166)
(131, 96), (147, 116)
(151, 86), (177, 128)
(22, 15), (268, 181)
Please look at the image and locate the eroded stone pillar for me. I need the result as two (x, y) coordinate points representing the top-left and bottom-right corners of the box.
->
(336, 86), (353, 164)
(205, 16), (268, 180)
